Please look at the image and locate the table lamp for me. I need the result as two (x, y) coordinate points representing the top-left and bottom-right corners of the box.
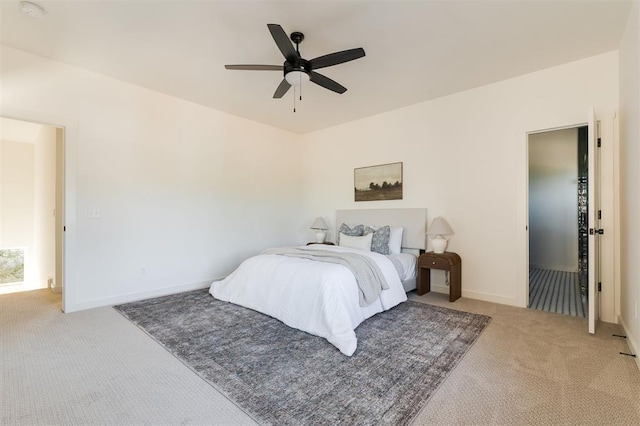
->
(310, 217), (329, 243)
(426, 217), (454, 253)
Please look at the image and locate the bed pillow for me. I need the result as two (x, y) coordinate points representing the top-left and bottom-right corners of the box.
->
(337, 223), (364, 244)
(364, 225), (391, 255)
(338, 233), (373, 251)
(389, 227), (404, 255)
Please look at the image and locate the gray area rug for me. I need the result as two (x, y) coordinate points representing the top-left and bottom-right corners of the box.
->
(115, 289), (490, 425)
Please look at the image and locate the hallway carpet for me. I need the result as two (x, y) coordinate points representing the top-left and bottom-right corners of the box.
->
(529, 268), (587, 318)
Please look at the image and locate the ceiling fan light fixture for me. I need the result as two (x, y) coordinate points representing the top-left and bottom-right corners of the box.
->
(285, 70), (310, 86)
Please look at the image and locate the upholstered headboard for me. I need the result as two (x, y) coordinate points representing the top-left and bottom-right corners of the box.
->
(335, 208), (427, 250)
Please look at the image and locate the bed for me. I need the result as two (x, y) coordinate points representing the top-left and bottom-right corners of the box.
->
(335, 208), (426, 292)
(210, 208), (427, 356)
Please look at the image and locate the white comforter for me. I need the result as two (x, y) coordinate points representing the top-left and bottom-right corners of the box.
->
(209, 244), (407, 356)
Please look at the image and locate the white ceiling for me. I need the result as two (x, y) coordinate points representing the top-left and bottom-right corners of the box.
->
(0, 0), (632, 134)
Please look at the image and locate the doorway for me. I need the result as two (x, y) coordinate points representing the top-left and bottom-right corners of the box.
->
(0, 117), (64, 305)
(527, 126), (588, 317)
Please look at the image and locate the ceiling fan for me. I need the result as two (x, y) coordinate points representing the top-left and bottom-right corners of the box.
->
(225, 24), (366, 99)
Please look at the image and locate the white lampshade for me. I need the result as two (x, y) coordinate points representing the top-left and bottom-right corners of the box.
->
(310, 217), (328, 244)
(426, 217), (454, 236)
(310, 217), (328, 230)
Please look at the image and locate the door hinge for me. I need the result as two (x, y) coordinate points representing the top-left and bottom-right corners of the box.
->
(598, 210), (601, 220)
(589, 228), (604, 235)
(598, 282), (602, 292)
(64, 226), (66, 232)
(597, 137), (601, 148)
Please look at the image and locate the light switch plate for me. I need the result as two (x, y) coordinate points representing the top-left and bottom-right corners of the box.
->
(87, 208), (100, 219)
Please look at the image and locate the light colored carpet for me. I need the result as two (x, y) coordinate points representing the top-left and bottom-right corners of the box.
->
(408, 292), (640, 425)
(2, 289), (639, 425)
(1, 289), (255, 425)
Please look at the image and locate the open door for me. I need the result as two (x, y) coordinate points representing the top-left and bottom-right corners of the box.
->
(587, 108), (600, 334)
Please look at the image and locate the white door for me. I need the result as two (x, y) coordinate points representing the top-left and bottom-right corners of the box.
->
(587, 108), (600, 334)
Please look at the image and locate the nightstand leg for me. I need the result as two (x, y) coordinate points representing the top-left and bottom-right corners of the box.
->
(449, 265), (461, 302)
(417, 267), (431, 296)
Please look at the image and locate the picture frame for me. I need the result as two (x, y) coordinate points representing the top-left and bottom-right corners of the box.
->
(354, 162), (403, 202)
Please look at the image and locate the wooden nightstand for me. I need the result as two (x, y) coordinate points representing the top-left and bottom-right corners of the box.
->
(417, 252), (462, 302)
(306, 242), (335, 246)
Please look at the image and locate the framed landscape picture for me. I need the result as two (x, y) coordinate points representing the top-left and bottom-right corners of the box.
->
(354, 162), (403, 202)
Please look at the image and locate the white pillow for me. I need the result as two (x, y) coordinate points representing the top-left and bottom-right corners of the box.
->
(339, 232), (373, 251)
(389, 227), (404, 254)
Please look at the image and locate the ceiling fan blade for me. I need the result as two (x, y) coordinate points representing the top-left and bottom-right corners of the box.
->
(309, 72), (347, 94)
(225, 65), (283, 71)
(309, 48), (365, 70)
(273, 79), (292, 98)
(267, 24), (297, 61)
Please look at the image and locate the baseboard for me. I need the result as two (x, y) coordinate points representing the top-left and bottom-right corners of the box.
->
(429, 284), (519, 307)
(64, 279), (221, 313)
(68, 278), (517, 314)
(461, 289), (519, 306)
(619, 315), (640, 371)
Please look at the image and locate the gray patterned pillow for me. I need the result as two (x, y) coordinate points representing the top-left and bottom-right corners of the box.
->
(364, 226), (391, 255)
(337, 223), (364, 244)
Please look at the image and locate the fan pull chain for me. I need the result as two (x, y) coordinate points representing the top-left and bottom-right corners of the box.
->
(293, 85), (296, 113)
(299, 72), (303, 101)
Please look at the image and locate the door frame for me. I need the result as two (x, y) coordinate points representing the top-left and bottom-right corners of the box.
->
(524, 122), (587, 311)
(521, 109), (619, 328)
(1, 112), (77, 313)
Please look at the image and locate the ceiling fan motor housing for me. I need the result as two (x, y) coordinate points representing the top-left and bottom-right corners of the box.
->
(284, 58), (311, 77)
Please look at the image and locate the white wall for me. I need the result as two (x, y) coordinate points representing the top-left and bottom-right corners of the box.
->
(0, 44), (622, 325)
(528, 128), (578, 272)
(0, 46), (303, 312)
(619, 0), (640, 366)
(0, 139), (34, 285)
(300, 52), (619, 322)
(33, 126), (57, 290)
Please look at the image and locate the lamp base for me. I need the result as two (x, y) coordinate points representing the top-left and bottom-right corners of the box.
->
(430, 237), (448, 254)
(315, 231), (326, 243)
